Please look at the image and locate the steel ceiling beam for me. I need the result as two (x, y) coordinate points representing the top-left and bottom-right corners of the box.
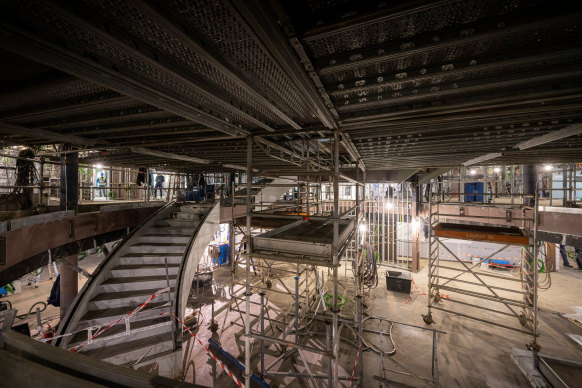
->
(0, 122), (104, 147)
(341, 91), (582, 127)
(130, 147), (208, 165)
(230, 0), (364, 171)
(1, 93), (133, 122)
(129, 0), (302, 131)
(0, 24), (247, 137)
(417, 167), (455, 184)
(327, 47), (582, 97)
(302, 0), (460, 41)
(515, 124), (582, 150)
(229, 0), (337, 130)
(41, 1), (276, 134)
(318, 13), (580, 75)
(336, 68), (582, 113)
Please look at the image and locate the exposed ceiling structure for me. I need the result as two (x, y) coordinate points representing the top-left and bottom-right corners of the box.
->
(1, 0), (581, 176)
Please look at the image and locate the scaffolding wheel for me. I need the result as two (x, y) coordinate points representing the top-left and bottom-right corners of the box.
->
(210, 320), (219, 333)
(265, 278), (272, 289)
(422, 312), (434, 325)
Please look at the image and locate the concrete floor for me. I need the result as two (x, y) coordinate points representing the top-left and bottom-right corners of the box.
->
(3, 252), (581, 387)
(182, 257), (582, 388)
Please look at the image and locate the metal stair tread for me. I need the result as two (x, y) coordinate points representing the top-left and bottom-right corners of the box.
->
(90, 288), (176, 302)
(112, 264), (180, 270)
(131, 242), (188, 247)
(80, 301), (168, 321)
(102, 275), (177, 284)
(121, 252), (183, 257)
(68, 315), (172, 346)
(80, 332), (173, 360)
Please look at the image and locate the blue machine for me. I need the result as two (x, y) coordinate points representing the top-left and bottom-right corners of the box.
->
(464, 182), (484, 202)
(218, 243), (229, 265)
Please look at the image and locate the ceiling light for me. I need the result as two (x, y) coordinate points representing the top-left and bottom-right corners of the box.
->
(385, 201), (394, 210)
(95, 164), (103, 169)
(544, 165), (553, 171)
(469, 169), (477, 175)
(494, 167), (501, 173)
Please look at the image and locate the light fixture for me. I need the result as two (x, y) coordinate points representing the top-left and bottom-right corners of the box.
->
(95, 164), (103, 169)
(358, 223), (367, 232)
(385, 201), (394, 210)
(411, 219), (420, 231)
(544, 165), (553, 171)
(469, 169), (477, 175)
(494, 167), (501, 173)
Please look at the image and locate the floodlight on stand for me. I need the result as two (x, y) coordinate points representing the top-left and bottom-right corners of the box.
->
(385, 201), (394, 210)
(470, 169), (477, 175)
(494, 167), (501, 173)
(95, 164), (103, 169)
(544, 165), (553, 171)
(358, 223), (367, 232)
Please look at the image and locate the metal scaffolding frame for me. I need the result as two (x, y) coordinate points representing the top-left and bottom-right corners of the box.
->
(423, 184), (540, 349)
(214, 131), (365, 387)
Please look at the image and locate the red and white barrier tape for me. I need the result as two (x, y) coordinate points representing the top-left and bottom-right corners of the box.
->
(62, 287), (170, 351)
(160, 311), (245, 388)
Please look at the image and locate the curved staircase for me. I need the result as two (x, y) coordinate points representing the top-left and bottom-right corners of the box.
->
(55, 201), (219, 378)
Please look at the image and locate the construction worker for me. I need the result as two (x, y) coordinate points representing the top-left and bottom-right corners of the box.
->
(154, 174), (165, 198)
(96, 172), (107, 198)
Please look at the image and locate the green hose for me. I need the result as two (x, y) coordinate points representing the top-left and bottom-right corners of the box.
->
(323, 293), (346, 308)
(16, 301), (47, 320)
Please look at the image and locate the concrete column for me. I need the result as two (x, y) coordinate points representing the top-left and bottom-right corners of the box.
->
(58, 254), (78, 319)
(59, 145), (79, 212)
(411, 224), (420, 272)
(522, 164), (537, 206)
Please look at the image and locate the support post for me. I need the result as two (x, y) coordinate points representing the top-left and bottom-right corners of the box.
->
(59, 144), (78, 212)
(244, 136), (253, 388)
(562, 164), (568, 207)
(326, 320), (332, 388)
(332, 129), (340, 387)
(39, 156), (45, 206)
(294, 276), (300, 342)
(58, 254), (78, 319)
(259, 291), (265, 377)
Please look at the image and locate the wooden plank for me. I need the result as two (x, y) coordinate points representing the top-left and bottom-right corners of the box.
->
(434, 228), (530, 245)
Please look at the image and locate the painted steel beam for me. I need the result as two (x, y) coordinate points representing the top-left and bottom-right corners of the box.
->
(129, 0), (302, 131)
(515, 124), (582, 150)
(417, 167), (453, 184)
(229, 0), (337, 130)
(336, 68), (582, 113)
(41, 2), (276, 133)
(0, 24), (246, 137)
(130, 147), (210, 165)
(318, 13), (581, 75)
(0, 122), (103, 147)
